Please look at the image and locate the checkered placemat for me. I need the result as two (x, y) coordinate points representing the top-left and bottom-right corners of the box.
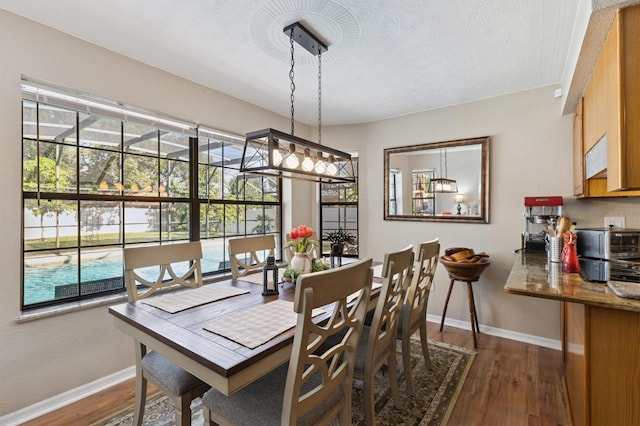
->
(141, 284), (249, 314)
(203, 299), (324, 349)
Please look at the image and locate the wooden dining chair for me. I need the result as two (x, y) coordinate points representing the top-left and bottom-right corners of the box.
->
(201, 258), (374, 425)
(285, 231), (320, 262)
(397, 238), (440, 395)
(355, 245), (414, 426)
(123, 241), (210, 426)
(228, 234), (276, 278)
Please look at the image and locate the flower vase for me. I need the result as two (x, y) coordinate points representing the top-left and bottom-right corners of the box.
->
(290, 252), (312, 275)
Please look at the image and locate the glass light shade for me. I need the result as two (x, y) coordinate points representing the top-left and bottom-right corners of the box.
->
(301, 149), (315, 171)
(284, 152), (300, 169)
(272, 149), (283, 166)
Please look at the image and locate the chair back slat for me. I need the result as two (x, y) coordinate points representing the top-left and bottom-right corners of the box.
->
(228, 235), (276, 278)
(407, 239), (440, 315)
(369, 245), (414, 363)
(282, 258), (373, 425)
(123, 241), (203, 301)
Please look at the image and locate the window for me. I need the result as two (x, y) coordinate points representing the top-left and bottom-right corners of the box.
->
(21, 85), (281, 310)
(320, 159), (358, 257)
(197, 128), (282, 274)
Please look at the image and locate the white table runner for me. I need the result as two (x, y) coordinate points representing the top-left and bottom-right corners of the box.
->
(203, 299), (324, 349)
(141, 284), (249, 314)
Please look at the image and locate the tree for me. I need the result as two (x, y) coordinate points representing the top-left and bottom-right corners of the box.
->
(252, 214), (273, 234)
(23, 156), (75, 248)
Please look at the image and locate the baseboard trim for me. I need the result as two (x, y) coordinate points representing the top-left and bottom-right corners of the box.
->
(2, 318), (561, 424)
(0, 366), (135, 426)
(427, 314), (562, 351)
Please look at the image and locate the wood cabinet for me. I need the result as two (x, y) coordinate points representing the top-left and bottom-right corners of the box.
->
(563, 302), (640, 425)
(573, 98), (584, 196)
(578, 5), (640, 196)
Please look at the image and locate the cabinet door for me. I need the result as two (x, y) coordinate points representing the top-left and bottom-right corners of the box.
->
(573, 98), (584, 196)
(564, 302), (587, 426)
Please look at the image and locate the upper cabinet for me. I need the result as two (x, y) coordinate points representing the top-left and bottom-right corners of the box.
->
(579, 6), (640, 197)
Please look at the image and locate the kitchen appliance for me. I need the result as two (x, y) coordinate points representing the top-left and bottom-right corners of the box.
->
(575, 228), (640, 284)
(574, 228), (640, 260)
(523, 196), (563, 253)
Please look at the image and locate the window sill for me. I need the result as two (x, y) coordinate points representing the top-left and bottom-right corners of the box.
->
(16, 293), (128, 323)
(16, 273), (233, 323)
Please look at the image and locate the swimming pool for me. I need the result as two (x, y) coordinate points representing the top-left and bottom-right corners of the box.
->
(24, 254), (225, 305)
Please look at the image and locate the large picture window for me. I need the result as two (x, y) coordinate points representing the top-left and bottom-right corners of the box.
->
(21, 85), (281, 310)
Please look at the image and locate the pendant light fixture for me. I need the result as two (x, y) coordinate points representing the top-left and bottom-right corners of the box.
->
(428, 148), (458, 193)
(240, 22), (355, 183)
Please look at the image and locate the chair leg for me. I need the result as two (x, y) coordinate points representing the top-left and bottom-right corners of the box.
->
(402, 328), (415, 395)
(175, 395), (191, 426)
(363, 368), (377, 426)
(203, 405), (215, 425)
(388, 350), (401, 409)
(133, 373), (147, 426)
(466, 281), (478, 348)
(440, 279), (455, 331)
(419, 320), (432, 369)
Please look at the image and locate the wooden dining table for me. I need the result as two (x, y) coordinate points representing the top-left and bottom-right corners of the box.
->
(109, 271), (381, 396)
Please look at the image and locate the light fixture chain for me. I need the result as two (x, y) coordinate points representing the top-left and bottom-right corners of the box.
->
(289, 30), (295, 136)
(318, 50), (322, 145)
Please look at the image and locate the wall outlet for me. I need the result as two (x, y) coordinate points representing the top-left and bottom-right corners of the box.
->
(604, 216), (625, 228)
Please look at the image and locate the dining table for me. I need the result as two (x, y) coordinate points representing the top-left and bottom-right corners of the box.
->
(109, 264), (383, 396)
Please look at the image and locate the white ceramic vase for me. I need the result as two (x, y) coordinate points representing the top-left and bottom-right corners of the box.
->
(290, 252), (312, 275)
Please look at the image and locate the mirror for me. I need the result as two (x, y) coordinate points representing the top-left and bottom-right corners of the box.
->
(384, 136), (490, 223)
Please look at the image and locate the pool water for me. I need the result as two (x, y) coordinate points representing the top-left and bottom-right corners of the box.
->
(24, 255), (225, 305)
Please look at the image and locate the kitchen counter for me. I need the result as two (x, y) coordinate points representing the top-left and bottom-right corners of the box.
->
(504, 252), (640, 312)
(505, 252), (640, 425)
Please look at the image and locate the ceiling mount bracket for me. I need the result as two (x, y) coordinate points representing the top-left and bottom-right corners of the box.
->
(283, 22), (327, 56)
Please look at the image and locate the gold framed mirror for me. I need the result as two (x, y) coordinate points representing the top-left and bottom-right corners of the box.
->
(383, 136), (490, 223)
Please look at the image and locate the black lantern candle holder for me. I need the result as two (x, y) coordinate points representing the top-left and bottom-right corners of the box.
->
(262, 255), (279, 296)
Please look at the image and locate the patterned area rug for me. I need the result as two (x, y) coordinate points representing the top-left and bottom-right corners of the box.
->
(94, 339), (474, 426)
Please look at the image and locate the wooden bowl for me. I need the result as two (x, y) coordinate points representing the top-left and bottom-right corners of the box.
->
(439, 256), (490, 281)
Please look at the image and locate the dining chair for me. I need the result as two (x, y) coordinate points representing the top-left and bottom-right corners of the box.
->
(201, 258), (374, 425)
(285, 231), (320, 262)
(228, 234), (276, 279)
(123, 241), (210, 426)
(355, 244), (414, 425)
(397, 238), (440, 395)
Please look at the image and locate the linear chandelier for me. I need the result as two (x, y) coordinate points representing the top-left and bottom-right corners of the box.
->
(240, 22), (355, 183)
(428, 148), (458, 193)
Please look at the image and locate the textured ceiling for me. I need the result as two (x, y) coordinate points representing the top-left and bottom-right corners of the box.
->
(0, 0), (582, 125)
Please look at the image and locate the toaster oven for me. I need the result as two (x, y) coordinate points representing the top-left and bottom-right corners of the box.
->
(574, 228), (640, 260)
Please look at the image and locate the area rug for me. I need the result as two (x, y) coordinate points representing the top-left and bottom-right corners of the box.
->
(94, 339), (474, 426)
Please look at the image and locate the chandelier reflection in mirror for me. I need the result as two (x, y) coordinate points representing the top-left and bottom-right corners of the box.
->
(428, 148), (458, 193)
(240, 22), (355, 183)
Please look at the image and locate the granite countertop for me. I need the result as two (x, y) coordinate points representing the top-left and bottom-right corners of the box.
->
(504, 253), (640, 313)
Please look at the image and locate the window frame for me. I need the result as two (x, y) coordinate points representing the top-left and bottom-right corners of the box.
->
(21, 86), (282, 311)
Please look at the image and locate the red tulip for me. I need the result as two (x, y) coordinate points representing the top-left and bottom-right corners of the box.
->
(290, 228), (299, 239)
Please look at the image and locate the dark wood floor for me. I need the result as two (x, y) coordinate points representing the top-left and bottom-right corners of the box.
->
(23, 322), (572, 425)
